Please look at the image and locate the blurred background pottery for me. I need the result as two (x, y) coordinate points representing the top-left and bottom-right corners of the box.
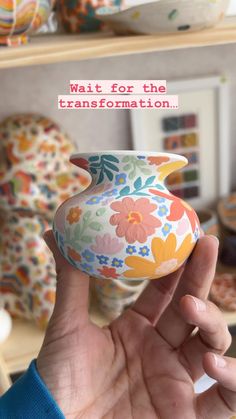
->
(96, 0), (230, 35)
(218, 192), (236, 233)
(59, 0), (123, 33)
(0, 308), (12, 344)
(0, 0), (56, 47)
(0, 114), (86, 222)
(197, 208), (219, 237)
(53, 151), (200, 281)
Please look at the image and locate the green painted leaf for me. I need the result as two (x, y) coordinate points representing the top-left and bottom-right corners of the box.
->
(136, 160), (146, 166)
(89, 156), (100, 162)
(83, 210), (92, 221)
(122, 156), (130, 163)
(134, 176), (142, 189)
(89, 222), (103, 231)
(141, 168), (152, 175)
(129, 170), (136, 180)
(96, 208), (106, 216)
(74, 224), (81, 236)
(145, 176), (156, 186)
(81, 236), (92, 243)
(123, 164), (132, 171)
(120, 186), (130, 196)
(102, 155), (119, 163)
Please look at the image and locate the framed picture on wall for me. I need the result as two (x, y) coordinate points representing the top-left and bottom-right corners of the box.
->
(130, 76), (230, 209)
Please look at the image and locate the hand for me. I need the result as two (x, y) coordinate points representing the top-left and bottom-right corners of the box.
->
(37, 232), (235, 419)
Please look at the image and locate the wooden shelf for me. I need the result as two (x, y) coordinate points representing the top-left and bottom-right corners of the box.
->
(1, 17), (236, 69)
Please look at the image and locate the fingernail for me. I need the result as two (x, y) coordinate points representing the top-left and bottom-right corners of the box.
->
(190, 296), (206, 312)
(213, 354), (226, 368)
(209, 235), (219, 246)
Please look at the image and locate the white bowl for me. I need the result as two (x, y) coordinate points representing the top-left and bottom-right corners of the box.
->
(96, 0), (230, 35)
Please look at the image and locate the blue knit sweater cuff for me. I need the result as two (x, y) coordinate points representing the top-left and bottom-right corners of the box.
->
(0, 360), (65, 419)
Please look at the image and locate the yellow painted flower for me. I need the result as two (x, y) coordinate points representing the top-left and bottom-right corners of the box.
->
(124, 233), (194, 279)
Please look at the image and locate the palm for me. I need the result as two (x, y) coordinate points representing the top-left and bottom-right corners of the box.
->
(38, 233), (233, 419)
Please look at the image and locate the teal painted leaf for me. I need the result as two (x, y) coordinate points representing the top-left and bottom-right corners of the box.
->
(103, 155), (119, 163)
(145, 176), (156, 186)
(97, 170), (104, 184)
(96, 208), (106, 216)
(89, 222), (103, 231)
(104, 161), (119, 172)
(134, 177), (142, 189)
(89, 156), (100, 162)
(81, 236), (92, 243)
(120, 186), (130, 196)
(89, 162), (101, 168)
(155, 184), (165, 190)
(83, 210), (92, 221)
(90, 167), (97, 174)
(74, 224), (81, 236)
(105, 169), (113, 181)
(134, 192), (149, 196)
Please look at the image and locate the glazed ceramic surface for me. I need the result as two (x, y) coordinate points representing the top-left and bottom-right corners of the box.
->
(0, 0), (55, 46)
(0, 114), (86, 221)
(53, 151), (200, 281)
(96, 0), (230, 35)
(59, 0), (122, 33)
(0, 210), (56, 329)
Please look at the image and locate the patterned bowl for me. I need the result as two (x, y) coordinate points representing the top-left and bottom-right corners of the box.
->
(0, 0), (55, 46)
(96, 0), (230, 35)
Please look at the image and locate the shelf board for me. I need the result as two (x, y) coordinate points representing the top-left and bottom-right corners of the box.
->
(1, 17), (236, 69)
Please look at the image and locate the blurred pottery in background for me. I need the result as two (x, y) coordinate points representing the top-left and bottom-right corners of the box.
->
(53, 151), (200, 281)
(0, 210), (56, 329)
(92, 276), (147, 319)
(197, 208), (219, 237)
(59, 0), (122, 33)
(218, 193), (236, 233)
(210, 273), (236, 312)
(0, 114), (86, 222)
(0, 308), (12, 344)
(0, 0), (55, 47)
(96, 0), (230, 35)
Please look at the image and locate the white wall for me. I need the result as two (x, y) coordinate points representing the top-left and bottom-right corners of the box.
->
(0, 43), (236, 188)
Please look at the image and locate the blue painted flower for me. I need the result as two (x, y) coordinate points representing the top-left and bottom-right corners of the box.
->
(80, 263), (93, 273)
(138, 246), (150, 257)
(112, 258), (123, 268)
(162, 223), (172, 236)
(158, 205), (168, 216)
(103, 189), (118, 197)
(39, 184), (56, 199)
(115, 173), (127, 186)
(86, 196), (103, 205)
(126, 245), (137, 255)
(194, 227), (200, 241)
(96, 255), (109, 265)
(152, 196), (165, 204)
(137, 155), (146, 159)
(82, 249), (95, 262)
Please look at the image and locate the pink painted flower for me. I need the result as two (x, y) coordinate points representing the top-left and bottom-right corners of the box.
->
(110, 197), (161, 244)
(91, 233), (124, 255)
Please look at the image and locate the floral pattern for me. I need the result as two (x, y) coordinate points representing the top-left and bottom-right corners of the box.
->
(53, 152), (200, 281)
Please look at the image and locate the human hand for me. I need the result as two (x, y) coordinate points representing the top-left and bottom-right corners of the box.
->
(37, 232), (235, 419)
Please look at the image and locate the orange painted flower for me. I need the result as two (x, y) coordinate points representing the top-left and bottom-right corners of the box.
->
(110, 197), (161, 244)
(98, 266), (119, 279)
(124, 233), (194, 279)
(148, 156), (170, 165)
(67, 246), (81, 262)
(66, 206), (82, 224)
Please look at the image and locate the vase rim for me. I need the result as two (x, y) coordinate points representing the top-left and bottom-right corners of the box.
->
(71, 150), (187, 162)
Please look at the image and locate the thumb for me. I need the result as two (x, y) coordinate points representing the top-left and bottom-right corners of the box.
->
(44, 230), (90, 327)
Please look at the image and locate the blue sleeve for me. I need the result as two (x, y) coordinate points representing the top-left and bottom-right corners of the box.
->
(0, 360), (65, 419)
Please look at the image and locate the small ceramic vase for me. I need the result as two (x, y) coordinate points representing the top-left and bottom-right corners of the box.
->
(0, 0), (55, 47)
(59, 0), (122, 33)
(0, 210), (56, 329)
(0, 114), (87, 221)
(53, 151), (200, 281)
(92, 276), (147, 319)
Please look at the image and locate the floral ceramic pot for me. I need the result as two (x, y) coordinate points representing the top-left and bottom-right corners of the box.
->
(0, 0), (55, 47)
(0, 114), (87, 221)
(0, 209), (56, 329)
(59, 0), (122, 33)
(53, 151), (200, 281)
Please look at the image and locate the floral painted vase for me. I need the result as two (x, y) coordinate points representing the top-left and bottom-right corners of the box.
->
(0, 209), (56, 329)
(59, 0), (122, 33)
(0, 114), (88, 221)
(53, 151), (200, 281)
(0, 0), (55, 47)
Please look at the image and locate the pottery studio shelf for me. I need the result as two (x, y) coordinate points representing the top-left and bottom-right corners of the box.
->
(1, 17), (236, 70)
(0, 305), (236, 377)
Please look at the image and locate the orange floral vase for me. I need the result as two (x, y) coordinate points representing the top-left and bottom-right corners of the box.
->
(53, 151), (200, 281)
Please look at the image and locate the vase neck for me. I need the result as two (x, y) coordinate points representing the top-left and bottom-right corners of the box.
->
(70, 152), (187, 188)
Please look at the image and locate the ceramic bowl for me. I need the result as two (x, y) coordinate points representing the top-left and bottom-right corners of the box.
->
(0, 0), (55, 46)
(96, 0), (230, 35)
(197, 209), (219, 237)
(53, 151), (200, 281)
(0, 114), (87, 221)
